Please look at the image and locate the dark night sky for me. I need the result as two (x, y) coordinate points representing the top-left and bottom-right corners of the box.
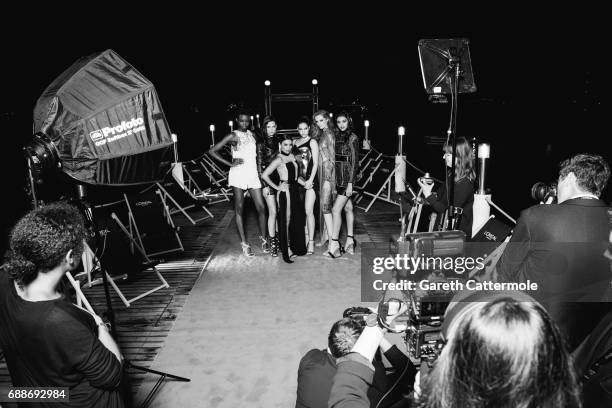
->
(0, 15), (608, 252)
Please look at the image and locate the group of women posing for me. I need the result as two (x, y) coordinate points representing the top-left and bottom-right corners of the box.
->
(208, 110), (359, 263)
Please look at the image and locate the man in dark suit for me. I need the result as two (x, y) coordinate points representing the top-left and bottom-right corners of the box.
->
(496, 153), (611, 350)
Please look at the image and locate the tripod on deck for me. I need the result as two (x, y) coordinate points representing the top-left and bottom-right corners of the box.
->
(67, 187), (190, 408)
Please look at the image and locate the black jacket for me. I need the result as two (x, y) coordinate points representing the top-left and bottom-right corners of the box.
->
(496, 197), (612, 349)
(425, 176), (474, 237)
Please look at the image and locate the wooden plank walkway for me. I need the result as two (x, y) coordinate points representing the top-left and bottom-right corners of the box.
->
(0, 202), (233, 399)
(0, 197), (403, 400)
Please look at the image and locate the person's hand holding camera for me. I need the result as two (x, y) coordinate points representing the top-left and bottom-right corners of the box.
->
(417, 175), (435, 198)
(352, 301), (409, 362)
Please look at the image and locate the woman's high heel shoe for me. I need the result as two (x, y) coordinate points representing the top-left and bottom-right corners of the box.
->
(270, 236), (279, 257)
(344, 235), (357, 255)
(307, 240), (315, 255)
(326, 238), (342, 258)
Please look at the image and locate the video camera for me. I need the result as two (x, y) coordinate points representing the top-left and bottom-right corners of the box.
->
(386, 231), (467, 363)
(531, 181), (557, 203)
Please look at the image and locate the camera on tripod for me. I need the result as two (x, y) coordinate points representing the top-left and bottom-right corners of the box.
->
(531, 181), (557, 203)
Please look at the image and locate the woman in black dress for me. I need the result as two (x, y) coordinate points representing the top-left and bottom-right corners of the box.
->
(258, 115), (281, 256)
(329, 112), (360, 258)
(262, 135), (307, 263)
(417, 136), (475, 237)
(292, 117), (319, 255)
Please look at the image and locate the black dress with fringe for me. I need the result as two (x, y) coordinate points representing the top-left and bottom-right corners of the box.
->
(278, 158), (307, 263)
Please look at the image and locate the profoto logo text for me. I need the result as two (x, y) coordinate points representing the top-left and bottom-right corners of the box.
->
(89, 117), (145, 146)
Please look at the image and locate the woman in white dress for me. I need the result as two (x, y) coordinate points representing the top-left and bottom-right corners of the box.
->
(208, 111), (267, 256)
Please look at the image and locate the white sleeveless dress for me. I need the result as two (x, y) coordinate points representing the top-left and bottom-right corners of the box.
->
(227, 130), (262, 190)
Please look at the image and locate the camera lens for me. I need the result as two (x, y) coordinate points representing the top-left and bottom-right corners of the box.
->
(531, 182), (557, 202)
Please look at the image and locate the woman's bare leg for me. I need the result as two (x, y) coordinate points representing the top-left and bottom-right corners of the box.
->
(264, 188), (277, 238)
(233, 187), (247, 243)
(249, 188), (267, 238)
(304, 188), (316, 241)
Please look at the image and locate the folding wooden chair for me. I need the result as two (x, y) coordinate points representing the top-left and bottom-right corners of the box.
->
(185, 159), (231, 204)
(116, 190), (184, 258)
(75, 202), (170, 308)
(152, 163), (215, 225)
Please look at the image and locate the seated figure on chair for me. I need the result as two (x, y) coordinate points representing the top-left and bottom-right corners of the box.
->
(417, 137), (475, 237)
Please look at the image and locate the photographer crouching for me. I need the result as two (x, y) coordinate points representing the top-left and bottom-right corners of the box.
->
(328, 293), (581, 408)
(297, 316), (416, 408)
(0, 202), (124, 407)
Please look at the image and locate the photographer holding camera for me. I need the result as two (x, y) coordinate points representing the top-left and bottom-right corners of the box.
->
(417, 137), (475, 237)
(329, 294), (581, 408)
(296, 316), (415, 408)
(0, 202), (124, 407)
(495, 153), (611, 350)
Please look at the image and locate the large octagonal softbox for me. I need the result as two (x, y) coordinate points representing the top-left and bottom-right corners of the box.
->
(32, 49), (173, 185)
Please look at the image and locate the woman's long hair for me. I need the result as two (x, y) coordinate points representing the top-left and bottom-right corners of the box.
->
(417, 297), (582, 408)
(335, 111), (354, 136)
(444, 137), (475, 182)
(311, 110), (335, 140)
(260, 115), (278, 144)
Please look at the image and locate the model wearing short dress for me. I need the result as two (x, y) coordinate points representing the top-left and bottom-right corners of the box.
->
(228, 129), (262, 190)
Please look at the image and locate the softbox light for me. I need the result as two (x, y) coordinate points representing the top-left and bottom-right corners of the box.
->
(418, 38), (477, 95)
(32, 49), (173, 185)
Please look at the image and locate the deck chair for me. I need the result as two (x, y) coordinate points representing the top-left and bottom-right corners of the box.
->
(184, 159), (230, 204)
(116, 190), (184, 258)
(195, 154), (232, 201)
(76, 202), (170, 308)
(154, 163), (215, 225)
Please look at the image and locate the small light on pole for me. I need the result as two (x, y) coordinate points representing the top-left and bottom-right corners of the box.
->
(264, 80), (271, 86)
(398, 126), (405, 155)
(363, 120), (371, 150)
(228, 120), (233, 132)
(171, 133), (178, 163)
(209, 124), (215, 147)
(312, 79), (318, 85)
(477, 143), (491, 194)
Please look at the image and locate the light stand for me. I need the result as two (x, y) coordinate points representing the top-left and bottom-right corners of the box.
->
(448, 58), (460, 229)
(25, 157), (39, 209)
(418, 38), (476, 230)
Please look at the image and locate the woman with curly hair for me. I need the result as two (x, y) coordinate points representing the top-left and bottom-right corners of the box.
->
(0, 202), (124, 407)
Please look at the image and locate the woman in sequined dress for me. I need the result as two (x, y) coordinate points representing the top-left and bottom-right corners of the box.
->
(312, 110), (336, 256)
